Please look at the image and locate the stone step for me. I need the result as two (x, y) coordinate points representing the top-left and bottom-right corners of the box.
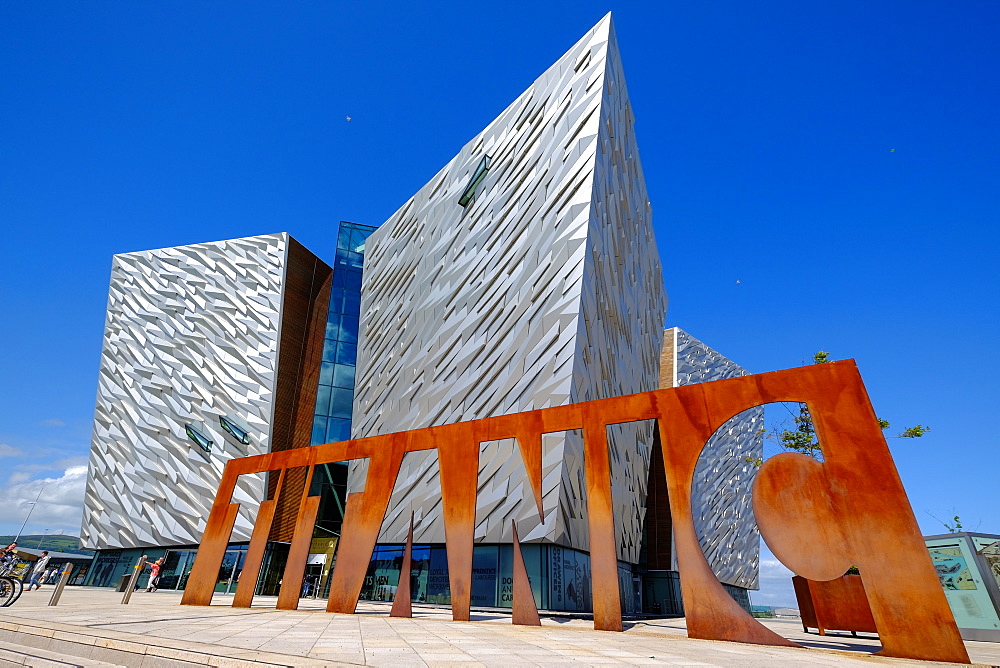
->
(0, 639), (125, 667)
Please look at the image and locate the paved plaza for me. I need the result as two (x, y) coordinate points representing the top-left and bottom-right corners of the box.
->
(1, 587), (997, 667)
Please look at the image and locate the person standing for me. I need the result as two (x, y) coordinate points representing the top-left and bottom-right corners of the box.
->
(145, 557), (164, 592)
(26, 551), (51, 591)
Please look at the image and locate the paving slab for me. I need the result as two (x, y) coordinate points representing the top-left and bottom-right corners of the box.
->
(0, 587), (996, 667)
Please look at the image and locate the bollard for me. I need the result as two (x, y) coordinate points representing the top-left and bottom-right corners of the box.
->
(121, 555), (147, 605)
(48, 563), (74, 607)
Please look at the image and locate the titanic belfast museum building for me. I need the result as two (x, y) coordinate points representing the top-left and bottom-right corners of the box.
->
(81, 15), (762, 614)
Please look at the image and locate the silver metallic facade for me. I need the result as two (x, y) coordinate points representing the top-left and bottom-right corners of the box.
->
(82, 234), (290, 550)
(669, 328), (762, 590)
(351, 15), (668, 565)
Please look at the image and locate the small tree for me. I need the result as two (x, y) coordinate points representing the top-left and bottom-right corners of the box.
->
(746, 351), (930, 465)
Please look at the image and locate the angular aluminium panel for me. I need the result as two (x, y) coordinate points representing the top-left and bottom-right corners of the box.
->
(667, 328), (762, 590)
(82, 234), (290, 550)
(351, 14), (667, 564)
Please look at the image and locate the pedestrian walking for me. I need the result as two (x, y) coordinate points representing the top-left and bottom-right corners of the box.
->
(26, 551), (51, 591)
(41, 567), (55, 585)
(145, 558), (164, 592)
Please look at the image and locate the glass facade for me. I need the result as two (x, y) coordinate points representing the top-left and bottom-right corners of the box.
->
(354, 543), (647, 613)
(83, 544), (248, 592)
(311, 221), (378, 447)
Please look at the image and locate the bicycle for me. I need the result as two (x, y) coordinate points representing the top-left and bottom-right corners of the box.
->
(0, 560), (26, 607)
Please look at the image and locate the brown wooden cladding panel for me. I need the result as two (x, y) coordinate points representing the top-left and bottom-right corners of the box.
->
(268, 236), (331, 542)
(644, 330), (675, 570)
(644, 429), (673, 570)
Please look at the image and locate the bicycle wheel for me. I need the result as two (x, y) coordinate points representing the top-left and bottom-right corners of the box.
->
(0, 576), (23, 607)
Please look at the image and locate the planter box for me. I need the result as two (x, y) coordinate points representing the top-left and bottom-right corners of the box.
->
(793, 574), (878, 636)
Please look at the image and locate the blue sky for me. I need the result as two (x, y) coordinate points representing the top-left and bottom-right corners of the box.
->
(1, 2), (997, 606)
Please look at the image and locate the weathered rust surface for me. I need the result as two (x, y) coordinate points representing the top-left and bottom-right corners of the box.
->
(276, 465), (319, 610)
(511, 522), (541, 626)
(792, 575), (818, 633)
(180, 465), (243, 606)
(390, 513), (414, 618)
(326, 435), (406, 614)
(793, 575), (877, 636)
(581, 408), (622, 632)
(183, 361), (968, 664)
(750, 363), (968, 663)
(656, 392), (796, 648)
(233, 469), (287, 608)
(437, 422), (479, 622)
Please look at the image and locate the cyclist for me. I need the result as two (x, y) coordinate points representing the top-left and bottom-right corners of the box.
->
(0, 543), (18, 576)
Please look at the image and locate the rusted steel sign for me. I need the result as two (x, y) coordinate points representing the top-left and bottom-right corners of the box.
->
(181, 360), (969, 664)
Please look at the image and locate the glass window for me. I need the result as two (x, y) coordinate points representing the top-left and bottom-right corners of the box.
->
(185, 425), (213, 453)
(219, 416), (251, 445)
(346, 251), (364, 271)
(333, 364), (355, 389)
(332, 270), (345, 289)
(326, 418), (350, 443)
(315, 385), (332, 415)
(337, 226), (353, 250)
(350, 226), (371, 253)
(344, 270), (362, 292)
(330, 388), (353, 419)
(319, 362), (335, 386)
(322, 341), (338, 363)
(312, 417), (327, 445)
(337, 342), (357, 366)
(471, 545), (499, 607)
(459, 155), (492, 206)
(344, 291), (361, 316)
(340, 316), (359, 344)
(329, 289), (346, 314)
(325, 314), (341, 340)
(426, 546), (451, 604)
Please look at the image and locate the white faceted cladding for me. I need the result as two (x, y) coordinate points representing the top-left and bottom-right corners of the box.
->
(352, 14), (667, 564)
(672, 328), (762, 590)
(82, 233), (288, 550)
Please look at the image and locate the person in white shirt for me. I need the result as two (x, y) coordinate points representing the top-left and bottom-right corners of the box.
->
(27, 551), (51, 591)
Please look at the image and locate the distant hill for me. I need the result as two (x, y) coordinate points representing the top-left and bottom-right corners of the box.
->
(0, 534), (92, 556)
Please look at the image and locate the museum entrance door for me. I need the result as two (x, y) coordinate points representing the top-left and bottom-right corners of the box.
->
(214, 549), (247, 594)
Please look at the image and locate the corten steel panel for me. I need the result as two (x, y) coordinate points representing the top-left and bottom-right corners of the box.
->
(268, 467), (307, 543)
(671, 328), (762, 590)
(512, 522), (541, 626)
(184, 361), (968, 664)
(644, 430), (673, 571)
(268, 240), (332, 543)
(389, 514), (414, 618)
(276, 466), (319, 610)
(793, 575), (877, 635)
(180, 464), (246, 606)
(437, 423), (479, 622)
(232, 469), (285, 608)
(327, 435), (407, 614)
(792, 575), (819, 632)
(270, 238), (332, 456)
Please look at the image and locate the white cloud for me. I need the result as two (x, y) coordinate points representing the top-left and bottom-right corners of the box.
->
(0, 444), (24, 458)
(40, 419), (66, 427)
(0, 465), (89, 537)
(751, 550), (798, 608)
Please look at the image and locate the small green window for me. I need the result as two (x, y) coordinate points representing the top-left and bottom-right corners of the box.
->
(219, 415), (251, 445)
(185, 424), (213, 453)
(458, 155), (492, 207)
